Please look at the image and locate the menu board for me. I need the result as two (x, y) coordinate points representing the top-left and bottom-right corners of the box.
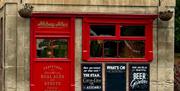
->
(81, 64), (102, 91)
(105, 64), (126, 91)
(129, 64), (149, 91)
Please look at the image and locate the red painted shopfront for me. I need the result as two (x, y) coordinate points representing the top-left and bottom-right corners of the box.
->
(30, 16), (75, 91)
(30, 13), (157, 91)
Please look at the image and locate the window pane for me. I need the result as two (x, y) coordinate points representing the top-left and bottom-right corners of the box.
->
(90, 25), (115, 36)
(118, 40), (145, 58)
(90, 40), (103, 57)
(36, 39), (68, 58)
(104, 41), (117, 57)
(90, 40), (117, 57)
(121, 26), (145, 36)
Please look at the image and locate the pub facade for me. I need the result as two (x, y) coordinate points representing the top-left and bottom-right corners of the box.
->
(0, 0), (175, 91)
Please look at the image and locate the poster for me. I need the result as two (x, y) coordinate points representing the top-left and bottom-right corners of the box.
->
(106, 64), (126, 91)
(81, 64), (102, 91)
(129, 64), (149, 91)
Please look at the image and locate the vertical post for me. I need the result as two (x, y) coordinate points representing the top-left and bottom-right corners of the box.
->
(0, 17), (4, 91)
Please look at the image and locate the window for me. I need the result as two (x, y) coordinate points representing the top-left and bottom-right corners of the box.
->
(31, 18), (74, 61)
(82, 17), (154, 62)
(36, 39), (68, 58)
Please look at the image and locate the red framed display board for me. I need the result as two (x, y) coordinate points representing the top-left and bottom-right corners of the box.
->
(30, 16), (75, 91)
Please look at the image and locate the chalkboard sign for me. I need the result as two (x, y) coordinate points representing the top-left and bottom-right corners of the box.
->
(106, 64), (126, 91)
(81, 64), (102, 91)
(129, 64), (149, 91)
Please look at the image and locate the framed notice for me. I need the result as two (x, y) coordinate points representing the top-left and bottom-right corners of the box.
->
(81, 63), (102, 91)
(129, 64), (150, 91)
(105, 64), (126, 91)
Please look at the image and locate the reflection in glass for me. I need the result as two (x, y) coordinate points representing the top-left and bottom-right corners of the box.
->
(121, 26), (145, 36)
(90, 40), (117, 57)
(104, 41), (117, 57)
(90, 25), (115, 36)
(119, 40), (145, 58)
(90, 40), (145, 58)
(36, 39), (68, 58)
(90, 40), (103, 57)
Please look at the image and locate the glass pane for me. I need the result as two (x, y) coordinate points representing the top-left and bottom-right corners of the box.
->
(90, 25), (115, 36)
(90, 40), (117, 57)
(104, 41), (117, 57)
(121, 26), (145, 36)
(118, 40), (145, 58)
(90, 40), (103, 57)
(36, 39), (68, 58)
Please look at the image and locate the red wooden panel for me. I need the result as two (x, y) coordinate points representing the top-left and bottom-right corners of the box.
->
(31, 62), (71, 91)
(30, 17), (74, 91)
(33, 18), (70, 32)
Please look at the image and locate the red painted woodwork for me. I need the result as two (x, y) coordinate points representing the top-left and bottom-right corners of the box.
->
(30, 13), (157, 91)
(82, 17), (156, 62)
(30, 17), (75, 91)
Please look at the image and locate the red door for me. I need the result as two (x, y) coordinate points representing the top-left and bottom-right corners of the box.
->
(30, 17), (75, 91)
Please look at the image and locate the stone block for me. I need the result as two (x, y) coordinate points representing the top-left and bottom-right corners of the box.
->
(150, 63), (157, 81)
(165, 68), (174, 82)
(158, 67), (166, 81)
(5, 15), (17, 40)
(32, 5), (158, 15)
(164, 84), (174, 91)
(24, 19), (30, 49)
(157, 19), (175, 29)
(25, 0), (159, 6)
(158, 28), (174, 43)
(158, 28), (174, 44)
(5, 40), (16, 67)
(157, 84), (165, 91)
(5, 4), (17, 15)
(5, 67), (16, 89)
(159, 0), (175, 7)
(24, 47), (29, 81)
(75, 18), (82, 91)
(0, 69), (4, 91)
(17, 67), (25, 91)
(24, 80), (30, 91)
(158, 42), (174, 54)
(17, 17), (27, 67)
(5, 0), (19, 3)
(150, 81), (158, 91)
(5, 88), (16, 91)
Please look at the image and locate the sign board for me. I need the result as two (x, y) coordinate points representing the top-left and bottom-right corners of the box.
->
(129, 64), (149, 91)
(31, 63), (71, 91)
(105, 64), (126, 91)
(81, 64), (102, 91)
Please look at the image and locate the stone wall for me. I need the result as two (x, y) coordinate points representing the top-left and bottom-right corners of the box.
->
(0, 5), (5, 91)
(0, 14), (3, 91)
(0, 0), (176, 91)
(23, 0), (159, 6)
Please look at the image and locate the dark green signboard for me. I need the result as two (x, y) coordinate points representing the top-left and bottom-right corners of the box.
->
(81, 64), (102, 91)
(129, 64), (149, 91)
(105, 64), (126, 91)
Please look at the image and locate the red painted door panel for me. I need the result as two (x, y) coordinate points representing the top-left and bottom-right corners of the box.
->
(31, 62), (71, 91)
(30, 17), (74, 91)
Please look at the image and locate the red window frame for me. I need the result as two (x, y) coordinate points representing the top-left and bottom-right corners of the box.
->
(82, 17), (154, 62)
(30, 17), (75, 62)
